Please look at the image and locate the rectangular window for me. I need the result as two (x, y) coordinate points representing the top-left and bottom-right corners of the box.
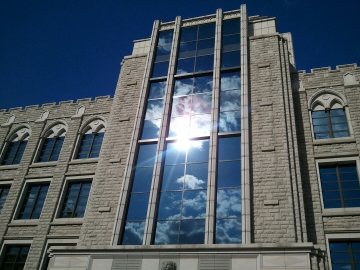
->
(329, 241), (360, 269)
(319, 164), (360, 208)
(0, 186), (10, 214)
(18, 184), (49, 219)
(37, 137), (65, 162)
(152, 30), (174, 78)
(216, 136), (241, 243)
(121, 144), (157, 245)
(60, 181), (91, 218)
(312, 109), (349, 139)
(1, 245), (30, 270)
(76, 133), (104, 159)
(176, 23), (215, 75)
(1, 141), (28, 165)
(221, 19), (240, 69)
(154, 139), (209, 245)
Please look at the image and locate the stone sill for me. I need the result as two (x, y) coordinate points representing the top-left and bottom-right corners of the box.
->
(8, 220), (39, 226)
(29, 162), (58, 168)
(68, 158), (99, 165)
(322, 208), (360, 217)
(313, 137), (356, 146)
(51, 218), (83, 226)
(0, 164), (19, 170)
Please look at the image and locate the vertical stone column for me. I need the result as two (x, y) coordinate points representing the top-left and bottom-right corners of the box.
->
(205, 8), (222, 245)
(144, 16), (181, 245)
(240, 4), (251, 243)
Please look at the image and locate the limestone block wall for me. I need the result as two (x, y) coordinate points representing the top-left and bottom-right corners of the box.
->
(0, 96), (113, 269)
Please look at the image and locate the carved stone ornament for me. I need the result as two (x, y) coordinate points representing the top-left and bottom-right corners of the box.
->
(182, 16), (216, 27)
(160, 261), (176, 270)
(93, 120), (99, 125)
(322, 94), (330, 100)
(159, 24), (175, 31)
(223, 12), (241, 19)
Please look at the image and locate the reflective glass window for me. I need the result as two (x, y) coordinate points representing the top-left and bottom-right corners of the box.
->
(219, 71), (241, 133)
(216, 136), (241, 243)
(37, 137), (64, 162)
(2, 140), (28, 165)
(330, 241), (360, 270)
(169, 75), (213, 138)
(312, 108), (349, 139)
(76, 133), (104, 159)
(176, 24), (215, 74)
(222, 19), (240, 69)
(0, 186), (10, 214)
(141, 81), (166, 140)
(60, 181), (91, 218)
(18, 184), (49, 219)
(152, 30), (174, 78)
(154, 139), (209, 244)
(122, 144), (157, 245)
(1, 245), (30, 270)
(320, 164), (360, 208)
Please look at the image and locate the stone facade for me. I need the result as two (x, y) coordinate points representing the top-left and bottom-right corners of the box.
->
(0, 4), (359, 270)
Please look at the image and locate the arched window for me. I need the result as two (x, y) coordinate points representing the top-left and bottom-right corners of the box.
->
(37, 123), (67, 162)
(76, 119), (105, 159)
(310, 92), (350, 139)
(1, 127), (31, 165)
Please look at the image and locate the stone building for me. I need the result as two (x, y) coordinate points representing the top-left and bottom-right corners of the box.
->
(0, 4), (359, 270)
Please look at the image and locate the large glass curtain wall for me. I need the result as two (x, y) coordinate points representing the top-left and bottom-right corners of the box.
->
(121, 18), (242, 245)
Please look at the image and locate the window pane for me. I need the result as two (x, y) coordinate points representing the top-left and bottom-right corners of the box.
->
(157, 192), (182, 220)
(136, 144), (157, 167)
(218, 161), (241, 188)
(218, 137), (241, 160)
(180, 26), (197, 42)
(216, 219), (241, 244)
(168, 116), (190, 137)
(312, 118), (328, 125)
(162, 165), (185, 191)
(192, 93), (212, 114)
(333, 131), (349, 138)
(155, 45), (171, 62)
(141, 119), (161, 140)
(330, 109), (345, 116)
(154, 221), (180, 244)
(176, 57), (195, 74)
(315, 133), (330, 139)
(182, 190), (206, 219)
(125, 193), (150, 221)
(179, 219), (205, 244)
(219, 111), (241, 133)
(312, 110), (326, 118)
(216, 188), (241, 218)
(158, 30), (174, 46)
(184, 163), (208, 189)
(220, 90), (240, 111)
(221, 72), (240, 90)
(198, 23), (215, 39)
(196, 38), (214, 56)
(144, 99), (164, 120)
(222, 34), (240, 52)
(152, 61), (169, 78)
(164, 142), (187, 165)
(171, 96), (192, 117)
(331, 116), (347, 124)
(132, 167), (154, 192)
(223, 19), (240, 35)
(195, 54), (213, 72)
(193, 75), (213, 93)
(122, 222), (145, 245)
(178, 41), (196, 59)
(189, 114), (211, 137)
(148, 81), (166, 99)
(174, 78), (193, 96)
(187, 140), (209, 163)
(313, 125), (329, 133)
(222, 51), (240, 68)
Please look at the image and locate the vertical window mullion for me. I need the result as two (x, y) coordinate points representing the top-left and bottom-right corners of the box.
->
(336, 166), (345, 207)
(29, 185), (41, 218)
(348, 242), (356, 269)
(87, 134), (96, 159)
(326, 110), (334, 138)
(12, 142), (22, 164)
(72, 183), (82, 217)
(48, 138), (57, 162)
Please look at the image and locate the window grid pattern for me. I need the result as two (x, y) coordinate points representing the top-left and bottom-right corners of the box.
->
(0, 186), (10, 214)
(1, 141), (28, 165)
(216, 136), (241, 243)
(169, 75), (213, 138)
(76, 133), (104, 159)
(151, 30), (174, 78)
(121, 144), (157, 245)
(219, 71), (241, 133)
(60, 182), (91, 218)
(1, 245), (30, 270)
(37, 137), (64, 162)
(154, 139), (209, 245)
(320, 164), (360, 208)
(19, 184), (49, 219)
(221, 19), (240, 69)
(312, 108), (349, 139)
(141, 82), (166, 140)
(330, 241), (360, 270)
(176, 23), (215, 75)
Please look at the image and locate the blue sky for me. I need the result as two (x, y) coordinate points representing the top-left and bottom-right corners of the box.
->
(1, 0), (359, 110)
